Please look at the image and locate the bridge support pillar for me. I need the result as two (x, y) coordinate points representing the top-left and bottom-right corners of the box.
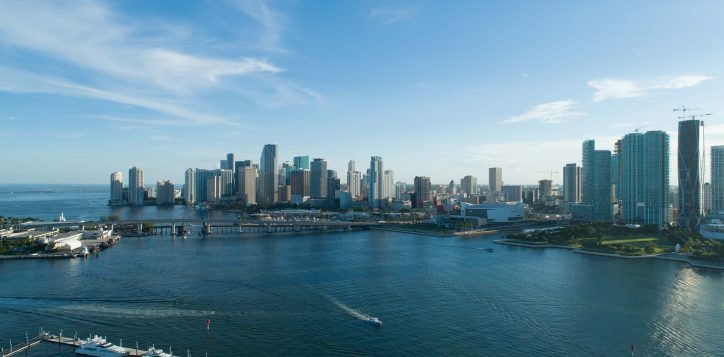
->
(138, 223), (143, 234)
(171, 223), (176, 235)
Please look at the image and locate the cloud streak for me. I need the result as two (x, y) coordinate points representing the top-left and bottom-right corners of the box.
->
(588, 75), (712, 102)
(505, 99), (585, 124)
(0, 0), (314, 126)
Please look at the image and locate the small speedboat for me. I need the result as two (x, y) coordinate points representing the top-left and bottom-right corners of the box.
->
(368, 317), (382, 326)
(485, 248), (494, 253)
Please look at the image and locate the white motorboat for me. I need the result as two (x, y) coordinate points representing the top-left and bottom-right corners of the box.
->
(143, 346), (176, 357)
(75, 335), (128, 356)
(368, 317), (382, 326)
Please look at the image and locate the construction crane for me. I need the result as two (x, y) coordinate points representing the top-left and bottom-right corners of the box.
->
(541, 170), (559, 182)
(673, 105), (701, 118)
(676, 113), (712, 121)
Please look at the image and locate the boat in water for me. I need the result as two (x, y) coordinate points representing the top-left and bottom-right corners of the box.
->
(75, 335), (128, 356)
(56, 212), (67, 222)
(143, 346), (176, 357)
(368, 317), (382, 326)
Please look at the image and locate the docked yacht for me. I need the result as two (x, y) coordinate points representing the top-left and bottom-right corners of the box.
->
(143, 346), (176, 357)
(368, 317), (382, 326)
(75, 335), (128, 356)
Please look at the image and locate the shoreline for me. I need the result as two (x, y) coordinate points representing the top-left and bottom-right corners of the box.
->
(495, 239), (724, 271)
(370, 226), (454, 237)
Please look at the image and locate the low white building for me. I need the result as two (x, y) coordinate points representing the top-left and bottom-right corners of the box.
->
(459, 202), (525, 226)
(46, 231), (83, 251)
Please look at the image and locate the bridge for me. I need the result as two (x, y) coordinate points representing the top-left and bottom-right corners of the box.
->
(22, 219), (383, 235)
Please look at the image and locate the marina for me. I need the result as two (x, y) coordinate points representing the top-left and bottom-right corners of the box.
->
(2, 331), (185, 357)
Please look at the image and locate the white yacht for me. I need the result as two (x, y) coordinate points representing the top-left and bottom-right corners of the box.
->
(75, 335), (128, 356)
(143, 346), (176, 357)
(368, 317), (382, 326)
(56, 212), (67, 222)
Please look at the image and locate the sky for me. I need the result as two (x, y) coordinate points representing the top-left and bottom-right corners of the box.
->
(1, 0), (724, 185)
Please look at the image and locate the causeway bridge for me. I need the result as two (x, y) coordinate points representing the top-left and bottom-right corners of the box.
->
(22, 219), (384, 235)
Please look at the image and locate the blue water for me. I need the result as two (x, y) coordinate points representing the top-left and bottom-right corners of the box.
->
(0, 187), (722, 356)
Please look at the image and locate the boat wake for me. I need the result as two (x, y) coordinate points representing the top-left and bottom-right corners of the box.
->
(325, 295), (371, 321)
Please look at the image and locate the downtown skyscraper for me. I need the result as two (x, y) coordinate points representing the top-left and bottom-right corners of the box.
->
(488, 167), (502, 202)
(619, 131), (670, 228)
(368, 156), (384, 208)
(259, 144), (278, 205)
(310, 158), (328, 198)
(678, 119), (704, 229)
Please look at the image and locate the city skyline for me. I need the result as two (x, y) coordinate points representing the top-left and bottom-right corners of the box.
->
(2, 1), (724, 184)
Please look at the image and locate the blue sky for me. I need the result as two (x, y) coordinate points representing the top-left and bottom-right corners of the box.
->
(1, 0), (723, 185)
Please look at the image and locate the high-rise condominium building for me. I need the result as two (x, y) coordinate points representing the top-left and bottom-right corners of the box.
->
(128, 166), (144, 206)
(310, 158), (328, 198)
(383, 170), (394, 199)
(110, 172), (123, 204)
(414, 176), (432, 208)
(448, 180), (456, 195)
(259, 144), (278, 204)
(711, 145), (724, 214)
(582, 140), (595, 203)
(678, 119), (704, 229)
(563, 163), (581, 203)
(592, 150), (613, 222)
(619, 131), (670, 228)
(347, 170), (361, 198)
(184, 168), (196, 204)
(156, 180), (175, 205)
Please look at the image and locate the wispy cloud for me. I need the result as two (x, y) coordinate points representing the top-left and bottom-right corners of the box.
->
(505, 99), (585, 124)
(588, 75), (712, 102)
(370, 7), (415, 24)
(0, 0), (311, 126)
(229, 0), (285, 52)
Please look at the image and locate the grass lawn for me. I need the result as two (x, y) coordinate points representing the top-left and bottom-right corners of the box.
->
(606, 236), (675, 253)
(600, 237), (659, 245)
